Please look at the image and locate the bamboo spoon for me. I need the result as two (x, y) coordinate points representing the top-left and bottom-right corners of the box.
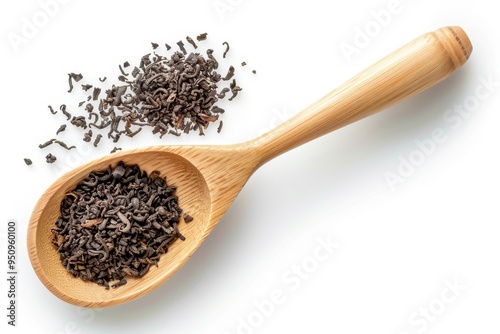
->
(28, 26), (472, 307)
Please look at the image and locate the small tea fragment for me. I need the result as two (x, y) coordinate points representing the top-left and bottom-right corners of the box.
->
(186, 36), (197, 49)
(56, 124), (66, 135)
(45, 153), (57, 163)
(177, 40), (187, 55)
(54, 140), (76, 150)
(93, 134), (102, 147)
(67, 73), (83, 93)
(222, 41), (230, 58)
(83, 130), (93, 142)
(196, 33), (207, 41)
(39, 139), (55, 149)
(81, 218), (103, 228)
(60, 104), (71, 120)
(222, 65), (235, 81)
(81, 84), (93, 91)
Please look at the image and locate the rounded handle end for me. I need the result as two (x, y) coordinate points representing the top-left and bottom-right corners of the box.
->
(434, 26), (473, 68)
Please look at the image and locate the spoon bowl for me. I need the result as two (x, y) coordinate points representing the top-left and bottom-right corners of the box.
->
(28, 146), (255, 307)
(27, 26), (472, 307)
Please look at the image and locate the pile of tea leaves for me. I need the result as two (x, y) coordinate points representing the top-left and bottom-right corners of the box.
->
(29, 33), (252, 165)
(51, 161), (193, 288)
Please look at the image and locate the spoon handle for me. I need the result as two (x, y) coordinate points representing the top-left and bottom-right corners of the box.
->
(251, 26), (472, 166)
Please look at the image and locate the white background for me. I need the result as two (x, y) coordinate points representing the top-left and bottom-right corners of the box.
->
(1, 0), (499, 333)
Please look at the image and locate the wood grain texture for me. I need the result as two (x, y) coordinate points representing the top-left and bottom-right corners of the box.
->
(27, 26), (472, 308)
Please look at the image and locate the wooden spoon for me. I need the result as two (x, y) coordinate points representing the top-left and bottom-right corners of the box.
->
(27, 26), (472, 307)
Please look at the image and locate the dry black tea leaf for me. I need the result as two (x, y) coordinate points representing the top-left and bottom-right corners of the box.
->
(54, 140), (76, 150)
(39, 138), (55, 149)
(93, 134), (102, 147)
(222, 41), (230, 58)
(56, 124), (66, 135)
(196, 33), (207, 41)
(222, 65), (235, 81)
(60, 104), (71, 120)
(186, 36), (197, 49)
(81, 84), (93, 91)
(177, 40), (187, 55)
(67, 73), (83, 93)
(45, 153), (57, 163)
